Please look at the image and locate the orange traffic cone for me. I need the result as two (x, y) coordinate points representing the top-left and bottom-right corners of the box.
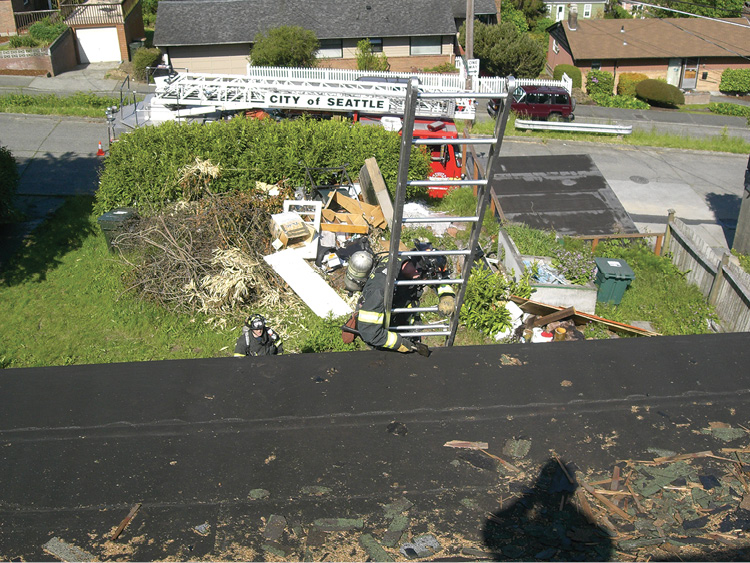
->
(96, 141), (105, 156)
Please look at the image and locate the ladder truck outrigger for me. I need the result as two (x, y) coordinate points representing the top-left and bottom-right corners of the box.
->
(116, 67), (483, 196)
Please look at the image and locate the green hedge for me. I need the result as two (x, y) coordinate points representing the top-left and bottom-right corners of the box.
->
(586, 69), (614, 97)
(9, 35), (39, 48)
(132, 47), (162, 82)
(709, 102), (750, 120)
(719, 69), (750, 94)
(636, 79), (684, 107)
(616, 72), (648, 97)
(553, 64), (582, 89)
(95, 117), (432, 214)
(0, 145), (19, 223)
(590, 93), (650, 109)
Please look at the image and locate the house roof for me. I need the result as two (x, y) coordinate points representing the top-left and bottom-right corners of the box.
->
(549, 17), (750, 60)
(154, 0), (462, 47)
(449, 0), (498, 18)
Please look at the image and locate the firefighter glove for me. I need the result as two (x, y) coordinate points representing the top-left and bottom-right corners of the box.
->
(438, 294), (456, 316)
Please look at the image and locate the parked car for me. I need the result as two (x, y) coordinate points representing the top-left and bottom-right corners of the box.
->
(487, 85), (575, 121)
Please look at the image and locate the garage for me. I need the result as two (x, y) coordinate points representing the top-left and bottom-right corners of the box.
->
(75, 27), (122, 63)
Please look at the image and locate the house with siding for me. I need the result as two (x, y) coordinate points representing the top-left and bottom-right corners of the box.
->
(545, 0), (606, 23)
(153, 0), (499, 75)
(546, 15), (750, 92)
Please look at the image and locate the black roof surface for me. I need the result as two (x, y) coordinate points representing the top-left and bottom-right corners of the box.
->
(2, 333), (750, 560)
(154, 0), (491, 47)
(490, 154), (638, 236)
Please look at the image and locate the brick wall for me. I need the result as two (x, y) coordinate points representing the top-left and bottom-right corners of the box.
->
(49, 26), (76, 75)
(317, 54), (453, 73)
(0, 0), (16, 36)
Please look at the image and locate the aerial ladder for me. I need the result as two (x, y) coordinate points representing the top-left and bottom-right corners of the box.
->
(120, 70), (478, 130)
(383, 77), (515, 346)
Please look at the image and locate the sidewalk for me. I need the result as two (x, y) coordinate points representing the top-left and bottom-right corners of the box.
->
(0, 62), (154, 96)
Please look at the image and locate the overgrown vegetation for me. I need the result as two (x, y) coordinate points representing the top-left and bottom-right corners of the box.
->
(0, 145), (19, 223)
(636, 79), (685, 108)
(141, 0), (158, 27)
(709, 102), (750, 124)
(460, 266), (533, 337)
(249, 25), (318, 68)
(719, 68), (750, 95)
(95, 117), (432, 214)
(0, 91), (119, 117)
(732, 249), (750, 274)
(8, 17), (67, 48)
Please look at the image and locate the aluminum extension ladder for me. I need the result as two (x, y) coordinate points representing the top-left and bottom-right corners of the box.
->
(383, 76), (516, 346)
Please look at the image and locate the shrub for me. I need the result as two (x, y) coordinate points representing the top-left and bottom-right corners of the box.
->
(355, 39), (389, 71)
(9, 35), (39, 49)
(709, 102), (750, 119)
(28, 17), (67, 44)
(586, 69), (615, 97)
(616, 72), (648, 97)
(719, 68), (750, 94)
(421, 62), (458, 73)
(460, 266), (533, 336)
(635, 78), (684, 107)
(250, 25), (318, 68)
(0, 145), (19, 222)
(590, 92), (650, 109)
(553, 64), (582, 89)
(132, 47), (161, 81)
(459, 21), (545, 78)
(95, 117), (432, 214)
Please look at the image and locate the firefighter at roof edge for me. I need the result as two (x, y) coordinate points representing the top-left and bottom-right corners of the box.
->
(349, 240), (456, 353)
(234, 314), (283, 356)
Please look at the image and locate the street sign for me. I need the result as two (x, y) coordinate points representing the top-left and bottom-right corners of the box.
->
(467, 59), (480, 77)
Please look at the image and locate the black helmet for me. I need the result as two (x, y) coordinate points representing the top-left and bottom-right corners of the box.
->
(248, 314), (265, 331)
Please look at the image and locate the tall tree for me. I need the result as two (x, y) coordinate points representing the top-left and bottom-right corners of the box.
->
(355, 39), (390, 71)
(647, 0), (744, 18)
(460, 21), (545, 78)
(249, 26), (319, 67)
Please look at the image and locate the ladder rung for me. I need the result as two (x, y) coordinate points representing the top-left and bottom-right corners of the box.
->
(408, 179), (488, 187)
(395, 278), (463, 286)
(399, 250), (471, 257)
(418, 92), (509, 100)
(392, 324), (450, 331)
(403, 216), (478, 224)
(391, 306), (438, 314)
(414, 138), (497, 146)
(393, 331), (451, 337)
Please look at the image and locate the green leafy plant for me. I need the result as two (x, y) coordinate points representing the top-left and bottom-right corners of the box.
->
(9, 35), (39, 48)
(132, 47), (161, 81)
(355, 39), (389, 71)
(586, 69), (615, 97)
(616, 72), (648, 97)
(636, 79), (684, 107)
(28, 17), (67, 44)
(95, 117), (431, 214)
(460, 266), (533, 336)
(421, 62), (458, 74)
(719, 68), (750, 94)
(250, 26), (319, 68)
(0, 91), (119, 117)
(299, 314), (360, 353)
(590, 92), (650, 109)
(0, 145), (19, 222)
(141, 0), (158, 27)
(709, 102), (750, 120)
(552, 247), (596, 285)
(553, 64), (582, 89)
(732, 249), (750, 274)
(503, 223), (558, 256)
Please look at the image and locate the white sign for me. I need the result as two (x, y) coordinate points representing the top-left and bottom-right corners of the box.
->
(467, 59), (480, 76)
(264, 93), (389, 112)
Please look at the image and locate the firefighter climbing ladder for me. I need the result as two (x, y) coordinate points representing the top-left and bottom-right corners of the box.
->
(383, 77), (516, 347)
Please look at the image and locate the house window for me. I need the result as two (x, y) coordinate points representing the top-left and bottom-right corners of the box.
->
(555, 4), (565, 21)
(590, 61), (601, 70)
(583, 3), (592, 17)
(369, 38), (383, 53)
(318, 39), (343, 58)
(410, 36), (442, 56)
(553, 39), (559, 54)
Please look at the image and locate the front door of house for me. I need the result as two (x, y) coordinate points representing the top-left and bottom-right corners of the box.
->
(681, 58), (699, 90)
(556, 4), (565, 21)
(667, 58), (681, 86)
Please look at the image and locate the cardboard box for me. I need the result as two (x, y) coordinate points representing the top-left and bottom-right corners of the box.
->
(270, 212), (314, 248)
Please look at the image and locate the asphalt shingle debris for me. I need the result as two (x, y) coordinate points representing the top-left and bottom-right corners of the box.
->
(312, 518), (364, 532)
(399, 534), (440, 559)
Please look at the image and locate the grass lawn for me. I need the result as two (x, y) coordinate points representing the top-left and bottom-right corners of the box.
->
(0, 92), (120, 118)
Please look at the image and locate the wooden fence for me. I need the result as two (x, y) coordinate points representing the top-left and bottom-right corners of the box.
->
(664, 211), (750, 333)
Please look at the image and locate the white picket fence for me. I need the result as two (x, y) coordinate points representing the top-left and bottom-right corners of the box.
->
(243, 65), (572, 95)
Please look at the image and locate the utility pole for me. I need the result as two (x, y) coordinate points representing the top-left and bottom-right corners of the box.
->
(466, 0), (474, 89)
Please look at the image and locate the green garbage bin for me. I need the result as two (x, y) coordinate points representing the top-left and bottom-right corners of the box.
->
(594, 257), (635, 305)
(97, 207), (138, 252)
